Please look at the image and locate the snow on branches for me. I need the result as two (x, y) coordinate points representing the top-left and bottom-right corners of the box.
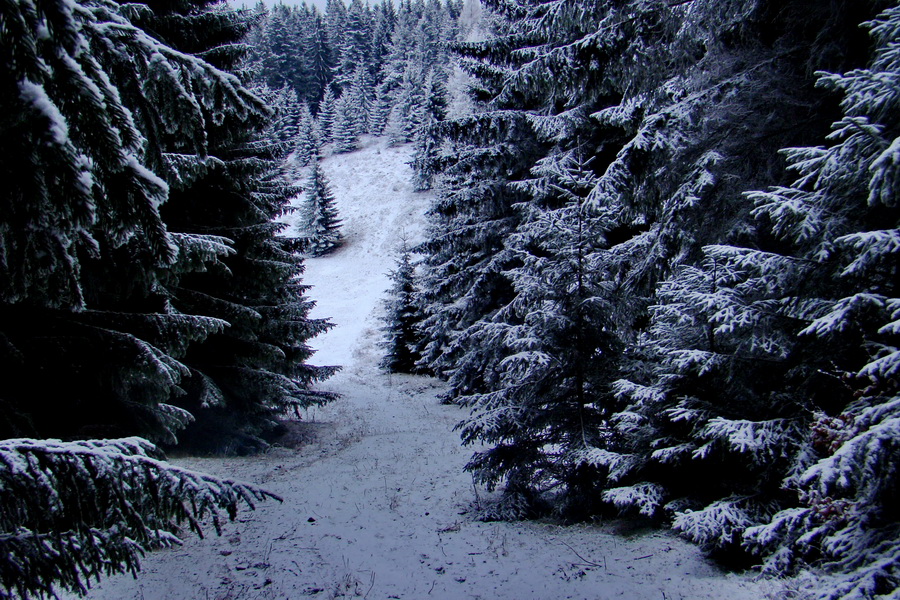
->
(0, 437), (279, 599)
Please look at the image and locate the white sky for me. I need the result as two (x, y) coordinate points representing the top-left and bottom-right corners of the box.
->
(229, 0), (325, 9)
(228, 0), (387, 10)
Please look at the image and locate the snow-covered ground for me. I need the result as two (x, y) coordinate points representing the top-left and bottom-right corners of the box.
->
(78, 139), (768, 600)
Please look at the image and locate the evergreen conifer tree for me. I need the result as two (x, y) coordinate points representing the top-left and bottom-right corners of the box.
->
(626, 7), (900, 596)
(371, 79), (395, 136)
(418, 0), (880, 529)
(410, 69), (449, 190)
(304, 12), (334, 109)
(347, 64), (375, 136)
(325, 0), (348, 78)
(371, 0), (398, 78)
(256, 4), (306, 96)
(0, 0), (270, 443)
(294, 102), (321, 168)
(380, 242), (425, 374)
(163, 146), (339, 452)
(0, 437), (276, 599)
(600, 0), (889, 568)
(0, 0), (291, 590)
(271, 86), (304, 146)
(318, 86), (338, 146)
(385, 61), (427, 146)
(302, 161), (344, 256)
(410, 113), (440, 191)
(458, 155), (625, 519)
(332, 92), (360, 153)
(0, 0), (338, 451)
(336, 0), (374, 91)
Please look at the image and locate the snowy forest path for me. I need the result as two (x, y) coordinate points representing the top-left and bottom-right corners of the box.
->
(78, 139), (765, 600)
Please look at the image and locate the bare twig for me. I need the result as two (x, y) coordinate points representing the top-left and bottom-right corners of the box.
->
(471, 474), (481, 510)
(560, 541), (603, 568)
(364, 572), (376, 599)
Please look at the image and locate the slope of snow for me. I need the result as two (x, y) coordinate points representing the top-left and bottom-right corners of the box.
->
(75, 139), (766, 600)
(288, 137), (431, 374)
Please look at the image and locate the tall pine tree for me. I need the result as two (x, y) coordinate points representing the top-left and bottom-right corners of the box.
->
(639, 6), (900, 596)
(380, 242), (425, 374)
(0, 0), (265, 443)
(301, 161), (344, 257)
(418, 0), (884, 535)
(0, 0), (338, 449)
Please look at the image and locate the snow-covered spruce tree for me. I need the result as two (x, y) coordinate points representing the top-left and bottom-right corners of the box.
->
(370, 0), (398, 83)
(370, 5), (413, 136)
(254, 3), (300, 92)
(301, 161), (344, 257)
(367, 0), (460, 140)
(385, 61), (427, 146)
(422, 66), (449, 123)
(5, 0), (337, 451)
(418, 0), (880, 524)
(602, 0), (889, 565)
(162, 144), (340, 453)
(302, 10), (334, 110)
(48, 0), (339, 453)
(325, 0), (348, 66)
(318, 85), (337, 145)
(0, 0), (271, 442)
(457, 154), (626, 519)
(414, 115), (545, 396)
(0, 437), (277, 599)
(370, 78), (395, 136)
(294, 102), (321, 168)
(410, 112), (440, 191)
(416, 0), (639, 397)
(335, 0), (374, 91)
(347, 64), (374, 136)
(417, 0), (648, 510)
(410, 68), (449, 191)
(246, 3), (333, 109)
(271, 86), (304, 147)
(155, 71), (339, 453)
(380, 242), (425, 374)
(711, 7), (900, 596)
(332, 92), (360, 153)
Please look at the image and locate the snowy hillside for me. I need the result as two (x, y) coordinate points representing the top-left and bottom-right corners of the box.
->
(286, 137), (431, 372)
(76, 140), (766, 600)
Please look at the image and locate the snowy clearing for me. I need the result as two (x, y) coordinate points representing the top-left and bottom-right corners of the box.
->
(78, 139), (767, 600)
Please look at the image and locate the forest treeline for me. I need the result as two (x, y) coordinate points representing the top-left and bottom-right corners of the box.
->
(245, 0), (463, 250)
(390, 1), (900, 598)
(247, 0), (461, 157)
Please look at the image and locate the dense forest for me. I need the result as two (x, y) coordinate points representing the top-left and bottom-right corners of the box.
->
(402, 1), (900, 598)
(0, 0), (898, 598)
